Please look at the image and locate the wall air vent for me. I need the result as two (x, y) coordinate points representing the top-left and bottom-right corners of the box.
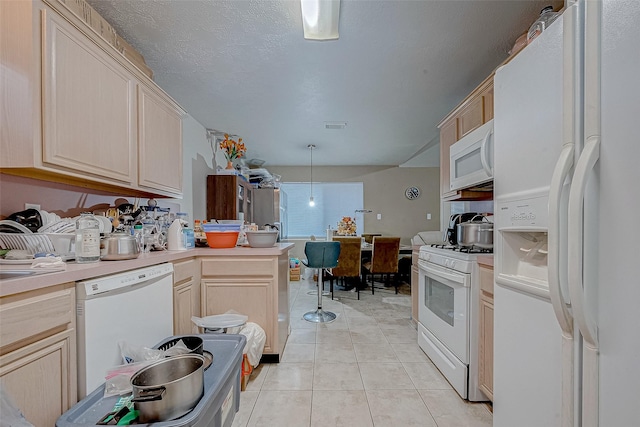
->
(324, 121), (347, 130)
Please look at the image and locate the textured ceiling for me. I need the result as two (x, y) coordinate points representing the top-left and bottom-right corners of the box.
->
(86, 0), (562, 167)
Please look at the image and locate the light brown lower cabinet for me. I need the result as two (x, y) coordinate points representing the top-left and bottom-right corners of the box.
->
(411, 249), (419, 323)
(173, 258), (200, 335)
(200, 254), (290, 360)
(0, 283), (77, 426)
(478, 264), (494, 401)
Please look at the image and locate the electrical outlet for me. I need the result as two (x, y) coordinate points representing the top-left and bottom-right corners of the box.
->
(25, 203), (40, 211)
(377, 213), (382, 220)
(427, 213), (432, 220)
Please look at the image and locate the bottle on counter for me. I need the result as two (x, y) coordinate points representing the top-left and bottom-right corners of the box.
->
(176, 212), (195, 249)
(193, 220), (208, 247)
(75, 212), (100, 263)
(167, 218), (186, 251)
(133, 223), (143, 252)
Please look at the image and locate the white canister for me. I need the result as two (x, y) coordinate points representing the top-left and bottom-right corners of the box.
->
(167, 219), (186, 251)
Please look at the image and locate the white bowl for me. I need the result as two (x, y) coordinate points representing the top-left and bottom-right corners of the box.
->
(245, 230), (278, 248)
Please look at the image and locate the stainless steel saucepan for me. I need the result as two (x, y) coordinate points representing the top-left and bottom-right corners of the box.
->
(131, 353), (205, 422)
(456, 215), (493, 249)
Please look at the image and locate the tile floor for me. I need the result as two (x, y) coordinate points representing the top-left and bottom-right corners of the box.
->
(231, 277), (493, 427)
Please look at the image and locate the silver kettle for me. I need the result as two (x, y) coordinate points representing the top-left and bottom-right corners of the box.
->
(100, 232), (140, 260)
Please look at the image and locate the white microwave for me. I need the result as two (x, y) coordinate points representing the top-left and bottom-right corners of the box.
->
(449, 119), (494, 191)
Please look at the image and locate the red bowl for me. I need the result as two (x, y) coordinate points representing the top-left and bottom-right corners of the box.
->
(205, 231), (239, 248)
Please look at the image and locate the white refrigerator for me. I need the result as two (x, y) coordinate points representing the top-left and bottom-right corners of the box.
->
(493, 1), (640, 426)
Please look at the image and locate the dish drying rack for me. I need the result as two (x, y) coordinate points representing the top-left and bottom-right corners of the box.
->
(0, 233), (57, 254)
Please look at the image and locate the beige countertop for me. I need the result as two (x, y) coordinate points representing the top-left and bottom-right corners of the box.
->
(0, 242), (295, 297)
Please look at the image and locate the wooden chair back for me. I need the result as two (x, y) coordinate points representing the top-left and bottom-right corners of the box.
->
(370, 237), (401, 273)
(332, 236), (361, 277)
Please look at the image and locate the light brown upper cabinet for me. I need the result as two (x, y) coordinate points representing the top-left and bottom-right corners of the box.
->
(0, 0), (185, 198)
(137, 84), (183, 194)
(43, 8), (137, 186)
(438, 74), (494, 201)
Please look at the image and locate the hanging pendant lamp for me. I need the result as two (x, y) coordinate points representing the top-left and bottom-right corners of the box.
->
(300, 0), (340, 40)
(308, 144), (316, 207)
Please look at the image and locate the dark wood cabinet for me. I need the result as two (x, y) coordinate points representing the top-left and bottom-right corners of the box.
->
(206, 175), (253, 221)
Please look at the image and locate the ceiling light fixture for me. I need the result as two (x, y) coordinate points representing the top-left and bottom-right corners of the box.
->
(300, 0), (340, 40)
(308, 144), (316, 207)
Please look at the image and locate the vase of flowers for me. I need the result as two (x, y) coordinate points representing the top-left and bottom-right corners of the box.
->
(219, 134), (246, 169)
(337, 216), (356, 236)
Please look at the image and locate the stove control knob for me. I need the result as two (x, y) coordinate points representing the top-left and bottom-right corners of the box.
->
(449, 260), (456, 269)
(444, 259), (450, 268)
(425, 254), (431, 261)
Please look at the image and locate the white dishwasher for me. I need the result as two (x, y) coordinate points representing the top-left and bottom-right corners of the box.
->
(76, 263), (174, 399)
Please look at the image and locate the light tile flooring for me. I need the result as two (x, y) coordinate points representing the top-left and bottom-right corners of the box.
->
(231, 277), (493, 427)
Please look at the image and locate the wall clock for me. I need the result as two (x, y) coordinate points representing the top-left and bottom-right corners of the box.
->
(405, 186), (421, 200)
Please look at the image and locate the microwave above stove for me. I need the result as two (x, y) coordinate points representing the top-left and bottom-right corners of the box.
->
(450, 119), (494, 191)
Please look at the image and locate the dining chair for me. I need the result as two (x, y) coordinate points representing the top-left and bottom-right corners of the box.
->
(330, 236), (362, 300)
(301, 241), (341, 323)
(361, 233), (382, 244)
(361, 236), (401, 294)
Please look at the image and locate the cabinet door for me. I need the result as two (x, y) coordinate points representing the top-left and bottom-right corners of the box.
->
(0, 329), (76, 427)
(0, 0), (40, 167)
(174, 279), (197, 335)
(202, 279), (274, 354)
(207, 175), (251, 221)
(42, 8), (136, 184)
(481, 84), (494, 122)
(479, 295), (494, 400)
(138, 84), (183, 195)
(439, 118), (457, 198)
(457, 96), (484, 139)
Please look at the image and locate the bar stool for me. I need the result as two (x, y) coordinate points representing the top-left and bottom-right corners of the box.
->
(302, 241), (341, 323)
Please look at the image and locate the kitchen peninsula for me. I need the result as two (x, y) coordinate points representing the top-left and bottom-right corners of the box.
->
(0, 243), (293, 426)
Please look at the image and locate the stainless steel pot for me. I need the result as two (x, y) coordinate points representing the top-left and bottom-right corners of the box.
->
(131, 353), (205, 423)
(100, 232), (140, 260)
(456, 215), (494, 249)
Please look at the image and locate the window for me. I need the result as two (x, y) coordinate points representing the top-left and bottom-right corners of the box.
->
(280, 182), (364, 239)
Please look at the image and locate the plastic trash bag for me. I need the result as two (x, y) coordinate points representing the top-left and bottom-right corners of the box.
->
(103, 359), (156, 397)
(239, 322), (266, 367)
(118, 340), (164, 364)
(0, 385), (35, 427)
(104, 339), (191, 397)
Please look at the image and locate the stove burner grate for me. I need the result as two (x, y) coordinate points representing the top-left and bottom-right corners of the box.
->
(430, 244), (493, 254)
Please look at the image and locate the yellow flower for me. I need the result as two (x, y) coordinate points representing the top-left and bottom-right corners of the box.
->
(219, 134), (246, 161)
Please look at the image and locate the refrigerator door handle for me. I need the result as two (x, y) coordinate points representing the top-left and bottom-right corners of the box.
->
(480, 126), (493, 175)
(548, 142), (575, 333)
(568, 135), (599, 347)
(549, 142), (576, 427)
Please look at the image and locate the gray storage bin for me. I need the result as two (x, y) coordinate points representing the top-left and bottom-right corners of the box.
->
(56, 334), (245, 427)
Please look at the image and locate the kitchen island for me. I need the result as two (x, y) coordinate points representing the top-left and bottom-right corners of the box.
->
(0, 243), (293, 425)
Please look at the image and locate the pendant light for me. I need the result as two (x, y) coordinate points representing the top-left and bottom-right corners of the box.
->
(300, 0), (340, 40)
(308, 144), (316, 207)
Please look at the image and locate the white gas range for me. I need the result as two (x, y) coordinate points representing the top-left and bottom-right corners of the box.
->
(417, 244), (493, 402)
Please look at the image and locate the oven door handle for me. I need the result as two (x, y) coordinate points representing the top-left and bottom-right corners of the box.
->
(418, 260), (468, 288)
